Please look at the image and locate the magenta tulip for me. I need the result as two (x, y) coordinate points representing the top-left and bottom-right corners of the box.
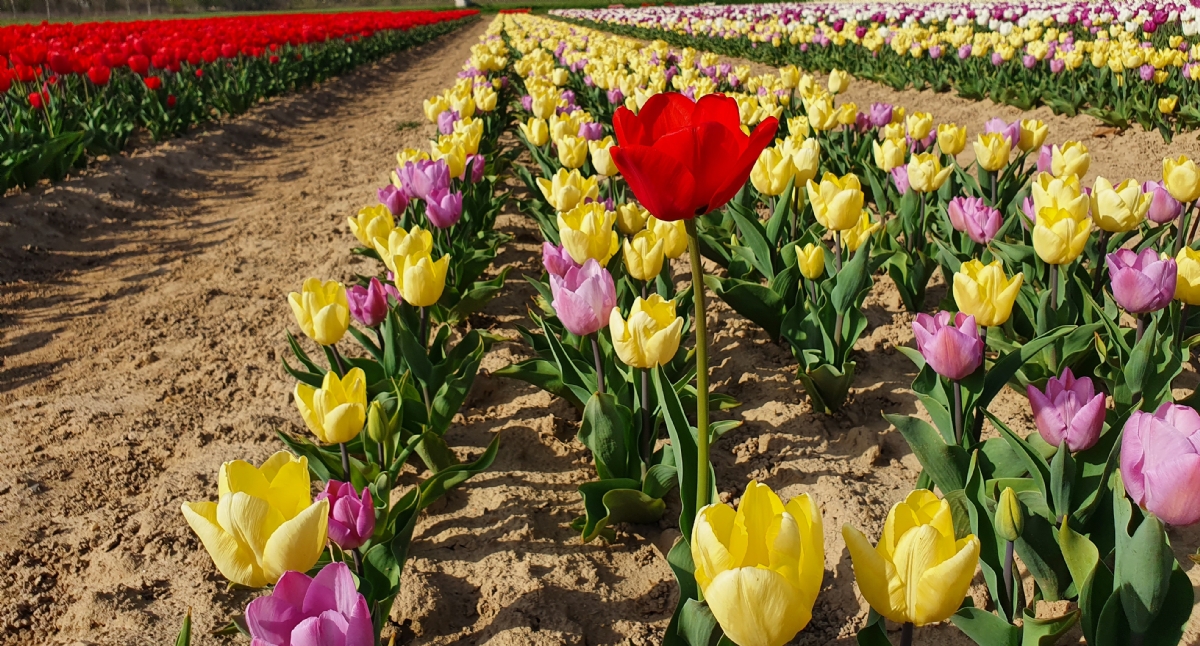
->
(316, 481), (376, 551)
(912, 311), (983, 380)
(396, 159), (450, 202)
(947, 196), (1002, 244)
(1121, 403), (1200, 526)
(984, 118), (1020, 147)
(347, 278), (397, 328)
(437, 109), (459, 135)
(245, 562), (374, 646)
(466, 154), (486, 183)
(425, 187), (463, 229)
(868, 102), (893, 128)
(1107, 248), (1176, 314)
(890, 165), (910, 196)
(1027, 368), (1105, 452)
(1143, 180), (1182, 224)
(377, 185), (408, 216)
(549, 258), (616, 336)
(1036, 145), (1053, 174)
(542, 242), (578, 278)
(578, 121), (604, 141)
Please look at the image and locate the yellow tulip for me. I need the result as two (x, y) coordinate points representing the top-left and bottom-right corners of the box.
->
(536, 168), (599, 212)
(796, 243), (825, 280)
(395, 147), (430, 167)
(624, 229), (665, 281)
(650, 216), (688, 259)
(872, 137), (907, 172)
(837, 102), (858, 127)
(787, 115), (811, 138)
(806, 96), (837, 132)
(751, 147), (796, 197)
(589, 136), (618, 177)
(1031, 172), (1088, 222)
(953, 259), (1024, 327)
(288, 278), (350, 346)
(973, 133), (1012, 172)
(180, 451), (329, 588)
(827, 68), (850, 94)
(616, 202), (650, 236)
(294, 367), (367, 445)
(843, 490), (980, 627)
(347, 204), (394, 249)
(551, 68), (570, 86)
(530, 89), (558, 119)
(448, 93), (475, 120)
(779, 65), (801, 89)
(693, 480), (824, 646)
(906, 153), (952, 193)
(373, 226), (434, 277)
(1051, 141), (1090, 178)
(937, 124), (967, 157)
(1033, 207), (1092, 265)
(1091, 177), (1148, 233)
(608, 294), (684, 368)
(397, 252), (449, 307)
(1163, 155), (1200, 203)
(1018, 119), (1049, 152)
(807, 172), (865, 231)
(422, 95), (449, 123)
(1176, 247), (1200, 306)
(1160, 95), (1179, 115)
(843, 210), (882, 252)
(905, 111), (933, 141)
(519, 117), (550, 147)
(558, 202), (619, 266)
(556, 134), (589, 170)
(881, 122), (905, 140)
(452, 118), (483, 155)
(783, 136), (821, 186)
(474, 86), (498, 112)
(432, 137), (467, 179)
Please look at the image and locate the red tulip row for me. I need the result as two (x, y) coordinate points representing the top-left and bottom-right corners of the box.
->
(0, 9), (478, 192)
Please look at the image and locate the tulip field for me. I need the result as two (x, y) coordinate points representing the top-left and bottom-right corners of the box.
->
(11, 3), (1200, 646)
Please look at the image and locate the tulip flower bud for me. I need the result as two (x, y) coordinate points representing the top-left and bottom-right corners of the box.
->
(912, 311), (983, 380)
(796, 243), (825, 280)
(1143, 181), (1182, 224)
(751, 147), (796, 196)
(246, 563), (372, 646)
(397, 252), (449, 308)
(650, 216), (688, 259)
(1176, 247), (1200, 306)
(937, 123), (966, 157)
(947, 196), (1001, 244)
(550, 259), (618, 336)
(1122, 403), (1200, 526)
(1108, 248), (1176, 314)
(295, 368), (368, 445)
(997, 487), (1025, 542)
(348, 204), (395, 250)
(366, 400), (388, 444)
(289, 278), (351, 346)
(316, 480), (375, 551)
(1034, 206), (1092, 265)
(589, 136), (618, 177)
(558, 202), (619, 267)
(536, 168), (599, 212)
(843, 210), (881, 252)
(872, 137), (907, 172)
(556, 134), (589, 170)
(519, 117), (550, 147)
(1027, 368), (1105, 452)
(615, 202), (650, 236)
(624, 230), (666, 282)
(1018, 119), (1049, 152)
(905, 111), (933, 141)
(1092, 177), (1148, 232)
(609, 295), (684, 369)
(827, 68), (850, 94)
(906, 153), (952, 193)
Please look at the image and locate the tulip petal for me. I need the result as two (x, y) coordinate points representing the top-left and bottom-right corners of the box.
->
(266, 456), (313, 521)
(693, 504), (737, 590)
(262, 499), (329, 584)
(843, 524), (907, 624)
(704, 567), (810, 646)
(730, 481), (787, 568)
(181, 501), (268, 588)
(912, 535), (981, 626)
(784, 494), (824, 606)
(611, 144), (698, 222)
(246, 591), (304, 644)
(710, 117), (779, 212)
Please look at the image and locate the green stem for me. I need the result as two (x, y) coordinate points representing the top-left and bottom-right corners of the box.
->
(339, 442), (351, 482)
(1003, 539), (1016, 623)
(591, 334), (606, 394)
(953, 380), (964, 446)
(685, 219), (711, 512)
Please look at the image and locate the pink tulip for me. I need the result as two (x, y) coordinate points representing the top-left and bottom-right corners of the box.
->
(347, 277), (398, 328)
(1107, 248), (1176, 314)
(549, 259), (616, 337)
(1036, 145), (1053, 174)
(578, 121), (604, 141)
(1143, 180), (1182, 224)
(1021, 196), (1037, 225)
(912, 311), (983, 380)
(396, 159), (450, 202)
(245, 562), (374, 646)
(437, 109), (459, 136)
(377, 185), (408, 216)
(984, 117), (1020, 147)
(1026, 368), (1105, 452)
(316, 481), (376, 551)
(890, 166), (910, 195)
(947, 196), (1002, 244)
(425, 187), (463, 229)
(1122, 403), (1200, 526)
(466, 154), (486, 183)
(542, 242), (578, 278)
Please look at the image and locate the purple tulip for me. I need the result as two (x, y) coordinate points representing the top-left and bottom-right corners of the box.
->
(607, 87), (624, 105)
(1021, 196), (1037, 226)
(520, 94), (533, 112)
(1140, 64), (1156, 82)
(1121, 403), (1200, 526)
(466, 154), (486, 184)
(947, 196), (1002, 244)
(958, 43), (973, 59)
(437, 109), (459, 136)
(424, 187), (463, 229)
(984, 117), (1020, 147)
(347, 277), (397, 328)
(1026, 368), (1105, 452)
(929, 45), (943, 60)
(1049, 58), (1065, 74)
(912, 311), (984, 380)
(890, 166), (910, 196)
(396, 159), (450, 202)
(868, 102), (893, 128)
(316, 481), (376, 551)
(1022, 54), (1037, 69)
(1036, 144), (1054, 174)
(1143, 181), (1182, 223)
(549, 258), (616, 337)
(1107, 248), (1176, 314)
(377, 185), (408, 216)
(578, 121), (604, 141)
(245, 562), (374, 646)
(991, 52), (1005, 66)
(543, 242), (578, 278)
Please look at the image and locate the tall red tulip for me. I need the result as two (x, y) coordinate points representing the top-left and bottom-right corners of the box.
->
(87, 65), (112, 86)
(610, 92), (777, 222)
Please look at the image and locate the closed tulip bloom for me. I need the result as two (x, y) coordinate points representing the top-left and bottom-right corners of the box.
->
(1036, 144), (1054, 174)
(890, 166), (910, 196)
(1018, 119), (1049, 152)
(378, 185), (408, 217)
(181, 452), (329, 588)
(953, 259), (1023, 327)
(905, 111), (933, 141)
(1027, 368), (1106, 453)
(692, 481), (824, 646)
(396, 159), (451, 202)
(1143, 181), (1183, 224)
(536, 168), (599, 212)
(347, 204), (394, 249)
(796, 243), (825, 280)
(543, 241), (579, 278)
(590, 136), (618, 177)
(425, 187), (463, 229)
(912, 311), (983, 380)
(1051, 141), (1091, 178)
(947, 196), (1001, 244)
(751, 147), (796, 196)
(373, 226), (434, 277)
(650, 216), (688, 259)
(1159, 96), (1179, 115)
(983, 117), (1020, 147)
(868, 103), (893, 128)
(786, 137), (821, 186)
(843, 490), (981, 626)
(836, 103), (858, 127)
(289, 278), (350, 346)
(1122, 403), (1200, 526)
(551, 259), (617, 336)
(827, 68), (850, 94)
(807, 172), (864, 231)
(295, 368), (367, 445)
(973, 133), (1012, 172)
(1034, 207), (1092, 265)
(906, 153), (952, 193)
(246, 562), (372, 646)
(806, 96), (838, 132)
(316, 481), (375, 551)
(624, 230), (666, 281)
(433, 138), (468, 181)
(1176, 247), (1200, 305)
(557, 134), (589, 170)
(843, 210), (881, 252)
(1107, 248), (1176, 314)
(1163, 155), (1200, 203)
(346, 277), (396, 328)
(616, 202), (650, 236)
(520, 117), (550, 147)
(937, 123), (966, 157)
(559, 202), (619, 266)
(1091, 178), (1148, 232)
(996, 487), (1024, 542)
(872, 137), (907, 172)
(397, 252), (449, 307)
(609, 294), (684, 368)
(1031, 172), (1089, 222)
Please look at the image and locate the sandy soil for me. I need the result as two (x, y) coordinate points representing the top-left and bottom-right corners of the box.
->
(3, 18), (1200, 645)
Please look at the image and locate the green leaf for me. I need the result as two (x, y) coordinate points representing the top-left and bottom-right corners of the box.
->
(979, 326), (1073, 410)
(950, 607), (1019, 646)
(832, 240), (871, 312)
(765, 177), (796, 246)
(1114, 496), (1174, 634)
(728, 198), (776, 280)
(643, 463), (678, 499)
(663, 537), (700, 646)
(679, 599), (721, 646)
(654, 366), (702, 535)
(886, 413), (968, 492)
(1020, 607), (1079, 646)
(705, 275), (785, 340)
(579, 392), (635, 481)
(174, 609), (192, 646)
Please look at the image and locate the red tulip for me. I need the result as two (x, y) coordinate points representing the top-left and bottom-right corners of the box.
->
(143, 76), (162, 90)
(87, 65), (112, 86)
(0, 69), (11, 93)
(167, 94), (177, 108)
(128, 54), (150, 76)
(28, 91), (48, 110)
(610, 92), (776, 221)
(15, 65), (37, 83)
